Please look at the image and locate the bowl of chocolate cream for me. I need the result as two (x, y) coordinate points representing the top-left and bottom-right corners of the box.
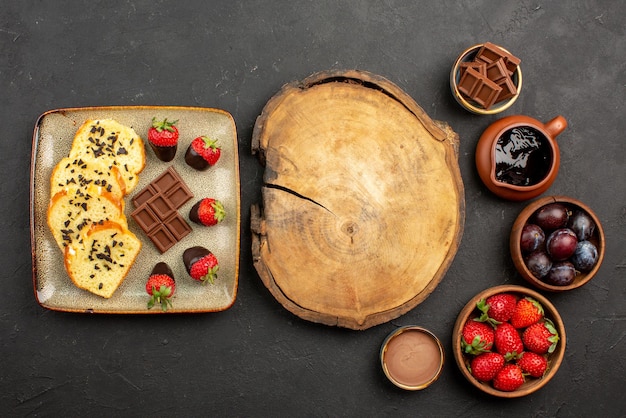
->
(380, 326), (444, 390)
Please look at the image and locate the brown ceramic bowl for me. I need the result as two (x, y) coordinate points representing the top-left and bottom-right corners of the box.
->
(450, 43), (522, 115)
(475, 115), (567, 201)
(452, 285), (566, 398)
(510, 196), (605, 291)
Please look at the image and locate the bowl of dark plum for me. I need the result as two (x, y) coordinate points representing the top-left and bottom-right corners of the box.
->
(510, 196), (605, 291)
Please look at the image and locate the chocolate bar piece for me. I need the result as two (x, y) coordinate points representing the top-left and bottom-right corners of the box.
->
(132, 166), (193, 209)
(475, 42), (507, 64)
(131, 166), (194, 253)
(486, 59), (508, 83)
(458, 67), (484, 98)
(144, 212), (191, 253)
(459, 61), (486, 79)
(496, 75), (518, 102)
(472, 77), (502, 109)
(503, 54), (521, 76)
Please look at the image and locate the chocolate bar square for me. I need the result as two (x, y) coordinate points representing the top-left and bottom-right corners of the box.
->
(504, 54), (521, 76)
(459, 61), (486, 79)
(458, 67), (484, 98)
(486, 59), (508, 83)
(475, 42), (506, 64)
(147, 194), (176, 221)
(165, 182), (193, 209)
(472, 77), (502, 109)
(131, 205), (160, 233)
(496, 75), (518, 103)
(148, 223), (177, 253)
(163, 212), (192, 241)
(132, 185), (157, 208)
(153, 167), (180, 194)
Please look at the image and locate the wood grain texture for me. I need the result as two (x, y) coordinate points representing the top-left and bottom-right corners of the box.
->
(252, 70), (465, 329)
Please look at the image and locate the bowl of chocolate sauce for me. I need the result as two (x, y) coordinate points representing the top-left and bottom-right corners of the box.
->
(475, 115), (567, 201)
(380, 326), (444, 390)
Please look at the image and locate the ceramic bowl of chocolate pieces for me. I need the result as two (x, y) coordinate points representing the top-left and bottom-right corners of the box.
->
(510, 196), (605, 292)
(450, 42), (522, 115)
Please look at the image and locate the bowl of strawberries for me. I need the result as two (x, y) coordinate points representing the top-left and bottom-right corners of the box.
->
(452, 285), (566, 397)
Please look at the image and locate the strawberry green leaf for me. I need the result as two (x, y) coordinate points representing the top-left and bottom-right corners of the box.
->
(151, 117), (179, 132)
(200, 136), (219, 150)
(200, 265), (220, 285)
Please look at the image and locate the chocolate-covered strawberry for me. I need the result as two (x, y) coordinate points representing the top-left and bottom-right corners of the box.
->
(183, 246), (219, 284)
(189, 198), (225, 226)
(146, 262), (176, 312)
(148, 117), (179, 162)
(185, 136), (221, 170)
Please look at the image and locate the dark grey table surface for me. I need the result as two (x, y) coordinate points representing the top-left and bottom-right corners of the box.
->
(3, 1), (625, 416)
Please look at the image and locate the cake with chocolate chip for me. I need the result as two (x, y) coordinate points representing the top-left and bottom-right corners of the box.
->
(64, 221), (141, 298)
(47, 119), (145, 298)
(69, 119), (146, 193)
(50, 156), (127, 201)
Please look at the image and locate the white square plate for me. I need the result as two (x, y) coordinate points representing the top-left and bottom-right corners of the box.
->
(30, 106), (240, 313)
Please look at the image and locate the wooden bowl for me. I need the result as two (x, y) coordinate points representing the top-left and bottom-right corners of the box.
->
(450, 43), (522, 115)
(452, 285), (566, 398)
(510, 196), (605, 291)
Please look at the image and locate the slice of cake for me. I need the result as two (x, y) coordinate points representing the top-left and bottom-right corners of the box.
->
(50, 156), (126, 201)
(47, 184), (126, 250)
(68, 119), (146, 193)
(64, 221), (142, 298)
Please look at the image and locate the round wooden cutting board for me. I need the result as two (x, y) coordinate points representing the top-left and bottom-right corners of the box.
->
(251, 70), (465, 330)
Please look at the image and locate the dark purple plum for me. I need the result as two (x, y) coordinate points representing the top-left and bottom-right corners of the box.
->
(571, 240), (598, 272)
(520, 223), (545, 253)
(567, 210), (596, 241)
(544, 261), (576, 286)
(525, 250), (552, 279)
(533, 203), (570, 231)
(546, 228), (578, 261)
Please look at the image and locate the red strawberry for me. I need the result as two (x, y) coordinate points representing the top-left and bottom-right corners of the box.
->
(522, 319), (559, 354)
(477, 293), (518, 324)
(510, 297), (544, 328)
(493, 364), (525, 392)
(183, 246), (219, 284)
(517, 352), (548, 378)
(494, 322), (524, 358)
(146, 262), (175, 312)
(461, 319), (495, 355)
(185, 136), (221, 170)
(470, 352), (505, 382)
(148, 117), (179, 162)
(189, 198), (225, 226)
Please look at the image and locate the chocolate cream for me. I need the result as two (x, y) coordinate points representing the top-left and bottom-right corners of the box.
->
(382, 328), (443, 388)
